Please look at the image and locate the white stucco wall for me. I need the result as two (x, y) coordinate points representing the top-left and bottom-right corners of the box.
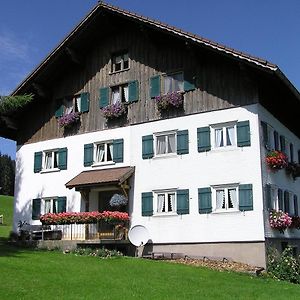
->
(13, 104), (266, 244)
(258, 105), (300, 239)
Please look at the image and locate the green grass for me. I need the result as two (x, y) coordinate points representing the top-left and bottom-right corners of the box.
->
(0, 243), (299, 300)
(0, 195), (13, 238)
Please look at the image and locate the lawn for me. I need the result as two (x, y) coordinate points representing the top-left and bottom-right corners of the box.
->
(0, 195), (13, 238)
(0, 195), (299, 299)
(0, 242), (299, 300)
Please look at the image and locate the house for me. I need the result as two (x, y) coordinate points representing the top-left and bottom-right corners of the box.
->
(1, 2), (300, 267)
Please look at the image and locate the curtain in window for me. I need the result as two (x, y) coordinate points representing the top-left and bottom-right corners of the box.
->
(228, 189), (237, 209)
(157, 194), (165, 213)
(53, 199), (57, 214)
(115, 56), (122, 64)
(173, 73), (184, 92)
(226, 126), (235, 146)
(112, 89), (120, 104)
(157, 136), (166, 154)
(123, 86), (129, 102)
(169, 193), (175, 212)
(76, 96), (81, 112)
(215, 128), (223, 147)
(54, 151), (59, 168)
(108, 143), (113, 161)
(45, 152), (52, 169)
(167, 134), (176, 153)
(96, 144), (105, 162)
(164, 76), (172, 94)
(44, 200), (51, 214)
(216, 190), (225, 209)
(65, 99), (73, 115)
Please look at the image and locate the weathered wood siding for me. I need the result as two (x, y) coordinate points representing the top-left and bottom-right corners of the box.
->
(17, 25), (258, 145)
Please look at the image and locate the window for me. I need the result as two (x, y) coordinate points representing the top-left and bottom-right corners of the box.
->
(163, 72), (184, 94)
(34, 148), (68, 173)
(111, 52), (129, 72)
(32, 197), (66, 220)
(111, 84), (129, 103)
(95, 142), (113, 164)
(155, 132), (176, 155)
(156, 191), (176, 214)
(44, 198), (59, 214)
(215, 186), (238, 211)
(212, 123), (236, 148)
(44, 150), (59, 170)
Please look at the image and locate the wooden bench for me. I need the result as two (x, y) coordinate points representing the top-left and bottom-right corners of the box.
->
(20, 225), (62, 240)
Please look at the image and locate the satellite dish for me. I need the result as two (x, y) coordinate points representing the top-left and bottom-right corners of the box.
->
(128, 225), (149, 247)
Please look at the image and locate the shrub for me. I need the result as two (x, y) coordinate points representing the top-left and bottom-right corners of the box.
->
(71, 247), (123, 258)
(267, 246), (300, 284)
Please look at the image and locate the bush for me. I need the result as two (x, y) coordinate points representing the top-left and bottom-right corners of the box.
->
(71, 247), (123, 258)
(267, 246), (300, 284)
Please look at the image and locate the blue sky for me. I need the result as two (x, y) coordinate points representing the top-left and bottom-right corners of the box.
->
(1, 0), (300, 158)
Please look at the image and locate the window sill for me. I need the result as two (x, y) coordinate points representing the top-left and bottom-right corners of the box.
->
(153, 213), (178, 217)
(153, 153), (178, 160)
(92, 161), (116, 168)
(211, 146), (238, 153)
(211, 209), (241, 215)
(40, 168), (61, 174)
(109, 68), (130, 75)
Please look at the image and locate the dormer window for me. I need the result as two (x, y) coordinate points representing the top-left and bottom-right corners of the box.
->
(111, 52), (129, 73)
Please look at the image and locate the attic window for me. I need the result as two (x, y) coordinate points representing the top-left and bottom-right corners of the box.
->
(111, 52), (129, 73)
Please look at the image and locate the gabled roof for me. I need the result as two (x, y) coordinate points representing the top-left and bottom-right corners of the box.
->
(12, 1), (300, 101)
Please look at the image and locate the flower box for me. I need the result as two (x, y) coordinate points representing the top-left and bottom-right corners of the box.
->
(101, 102), (126, 119)
(265, 150), (288, 170)
(155, 91), (183, 110)
(269, 210), (292, 233)
(58, 112), (80, 128)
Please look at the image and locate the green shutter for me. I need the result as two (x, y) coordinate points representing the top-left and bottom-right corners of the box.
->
(239, 184), (253, 211)
(197, 127), (211, 152)
(261, 121), (270, 149)
(84, 143), (94, 166)
(58, 148), (68, 170)
(142, 135), (154, 159)
(198, 187), (212, 214)
(80, 92), (89, 113)
(32, 198), (41, 220)
(113, 139), (124, 163)
(57, 197), (67, 213)
(278, 189), (283, 210)
(184, 73), (195, 92)
(55, 104), (64, 118)
(265, 184), (272, 210)
(99, 87), (109, 108)
(280, 135), (286, 153)
(177, 189), (189, 215)
(294, 195), (298, 217)
(177, 130), (189, 155)
(128, 80), (139, 102)
(274, 131), (279, 150)
(142, 192), (153, 216)
(237, 121), (251, 147)
(284, 191), (290, 214)
(150, 75), (160, 98)
(34, 151), (42, 173)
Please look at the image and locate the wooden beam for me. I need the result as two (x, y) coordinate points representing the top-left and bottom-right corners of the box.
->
(0, 116), (18, 130)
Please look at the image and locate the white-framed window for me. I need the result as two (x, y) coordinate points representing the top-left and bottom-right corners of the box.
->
(63, 95), (83, 114)
(212, 122), (236, 148)
(111, 52), (129, 73)
(94, 141), (113, 164)
(213, 185), (238, 212)
(155, 190), (176, 214)
(44, 150), (59, 170)
(111, 84), (129, 104)
(44, 198), (58, 214)
(155, 131), (176, 156)
(163, 72), (184, 94)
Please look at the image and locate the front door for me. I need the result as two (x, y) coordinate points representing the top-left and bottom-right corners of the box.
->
(98, 191), (115, 239)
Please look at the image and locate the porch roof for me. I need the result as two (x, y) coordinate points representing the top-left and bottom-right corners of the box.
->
(65, 166), (135, 190)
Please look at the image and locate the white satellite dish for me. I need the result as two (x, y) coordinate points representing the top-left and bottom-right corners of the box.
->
(128, 225), (149, 247)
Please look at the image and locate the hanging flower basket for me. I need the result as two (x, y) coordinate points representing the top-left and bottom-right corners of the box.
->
(109, 194), (128, 207)
(155, 92), (183, 110)
(265, 150), (288, 170)
(101, 102), (126, 119)
(58, 112), (80, 128)
(269, 210), (292, 233)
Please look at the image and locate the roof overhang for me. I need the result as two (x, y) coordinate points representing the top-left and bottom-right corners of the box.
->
(65, 166), (135, 191)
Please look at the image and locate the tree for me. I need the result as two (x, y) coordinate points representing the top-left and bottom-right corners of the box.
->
(0, 152), (15, 196)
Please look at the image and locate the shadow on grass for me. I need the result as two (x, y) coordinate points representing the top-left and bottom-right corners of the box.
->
(0, 237), (37, 257)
